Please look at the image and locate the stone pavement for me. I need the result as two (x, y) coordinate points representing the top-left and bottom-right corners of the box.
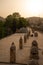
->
(0, 31), (43, 65)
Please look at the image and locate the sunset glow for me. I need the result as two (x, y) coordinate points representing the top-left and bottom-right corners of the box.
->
(25, 0), (43, 17)
(0, 0), (43, 18)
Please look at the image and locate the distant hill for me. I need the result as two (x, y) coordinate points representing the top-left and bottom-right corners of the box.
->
(0, 16), (5, 22)
(26, 17), (43, 24)
(26, 17), (43, 32)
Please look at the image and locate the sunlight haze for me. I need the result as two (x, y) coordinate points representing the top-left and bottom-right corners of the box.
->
(0, 0), (43, 18)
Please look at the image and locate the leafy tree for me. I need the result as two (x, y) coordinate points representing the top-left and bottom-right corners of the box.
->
(13, 12), (21, 18)
(12, 18), (17, 33)
(5, 15), (13, 35)
(17, 17), (28, 29)
(5, 15), (13, 28)
(0, 21), (5, 39)
(0, 12), (31, 39)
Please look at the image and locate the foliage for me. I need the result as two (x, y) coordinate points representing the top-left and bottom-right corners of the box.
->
(0, 12), (28, 39)
(17, 17), (28, 29)
(0, 21), (6, 38)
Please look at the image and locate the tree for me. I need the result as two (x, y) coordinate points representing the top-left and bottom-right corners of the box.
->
(0, 21), (5, 39)
(6, 15), (13, 28)
(5, 15), (13, 35)
(0, 12), (31, 39)
(17, 17), (27, 29)
(12, 18), (17, 33)
(13, 12), (21, 18)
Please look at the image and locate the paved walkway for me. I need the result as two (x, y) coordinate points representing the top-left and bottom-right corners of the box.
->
(0, 30), (43, 65)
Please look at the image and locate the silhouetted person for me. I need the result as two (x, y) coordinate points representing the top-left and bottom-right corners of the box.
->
(10, 42), (16, 63)
(19, 37), (23, 49)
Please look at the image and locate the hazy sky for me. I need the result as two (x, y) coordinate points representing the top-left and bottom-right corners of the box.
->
(0, 0), (43, 18)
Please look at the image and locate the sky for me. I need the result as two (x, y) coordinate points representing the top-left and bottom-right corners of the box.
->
(0, 0), (43, 18)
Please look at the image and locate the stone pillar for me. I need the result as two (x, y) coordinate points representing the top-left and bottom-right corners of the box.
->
(29, 59), (39, 65)
(19, 37), (23, 49)
(27, 31), (30, 39)
(10, 42), (16, 63)
(34, 32), (38, 37)
(24, 34), (27, 43)
(29, 40), (39, 60)
(42, 51), (43, 55)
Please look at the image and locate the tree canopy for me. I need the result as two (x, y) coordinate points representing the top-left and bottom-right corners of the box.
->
(0, 12), (28, 39)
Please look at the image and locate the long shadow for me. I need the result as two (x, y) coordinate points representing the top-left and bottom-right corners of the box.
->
(0, 62), (27, 65)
